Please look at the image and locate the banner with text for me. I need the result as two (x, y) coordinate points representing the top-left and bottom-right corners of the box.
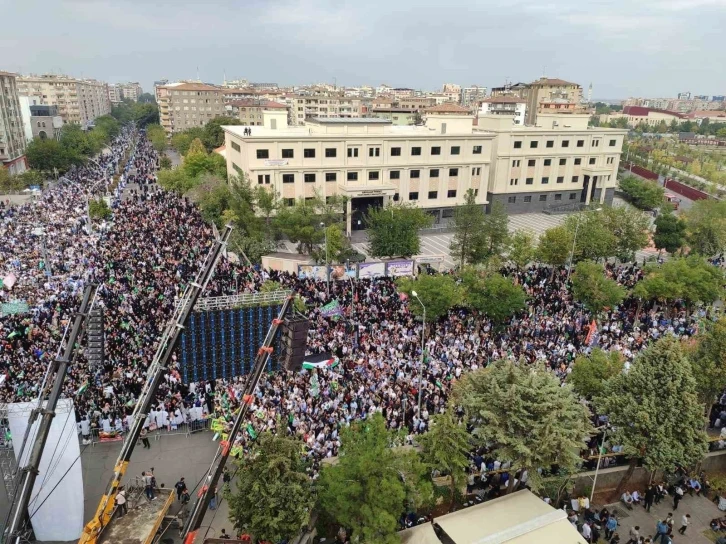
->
(297, 265), (328, 281)
(386, 260), (415, 277)
(357, 262), (386, 279)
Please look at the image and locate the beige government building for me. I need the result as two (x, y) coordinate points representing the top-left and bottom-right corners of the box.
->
(223, 104), (625, 232)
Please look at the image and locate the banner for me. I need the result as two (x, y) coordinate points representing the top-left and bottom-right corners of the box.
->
(329, 265), (355, 281)
(297, 265), (328, 280)
(320, 300), (343, 317)
(302, 353), (338, 370)
(386, 260), (414, 277)
(358, 262), (385, 279)
(2, 273), (17, 290)
(0, 301), (29, 316)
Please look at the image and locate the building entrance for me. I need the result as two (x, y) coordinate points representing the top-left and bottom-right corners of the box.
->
(351, 196), (384, 230)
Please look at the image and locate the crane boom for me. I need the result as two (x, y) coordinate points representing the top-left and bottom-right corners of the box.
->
(182, 296), (295, 544)
(4, 284), (98, 544)
(79, 225), (232, 544)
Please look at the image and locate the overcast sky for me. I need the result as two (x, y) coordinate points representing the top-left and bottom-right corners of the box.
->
(2, 0), (725, 99)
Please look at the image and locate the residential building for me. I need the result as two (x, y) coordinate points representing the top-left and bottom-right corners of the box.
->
(291, 94), (363, 125)
(370, 108), (418, 126)
(460, 85), (487, 107)
(108, 85), (123, 104)
(479, 113), (625, 214)
(522, 77), (583, 125)
(0, 71), (28, 174)
(16, 74), (111, 127)
(18, 96), (33, 144)
(441, 83), (461, 103)
(156, 82), (225, 134)
(118, 82), (143, 102)
(375, 84), (392, 96)
(390, 88), (415, 100)
(600, 106), (686, 127)
(479, 96), (527, 125)
(153, 79), (169, 102)
(30, 105), (63, 141)
(398, 97), (435, 111)
(678, 92), (691, 100)
(686, 110), (726, 124)
(227, 99), (288, 126)
(490, 82), (528, 98)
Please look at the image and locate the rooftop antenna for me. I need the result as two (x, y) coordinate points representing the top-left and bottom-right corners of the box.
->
(196, 66), (200, 82)
(223, 70), (227, 86)
(542, 66), (547, 78)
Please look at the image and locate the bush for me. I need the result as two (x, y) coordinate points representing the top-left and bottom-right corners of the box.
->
(618, 176), (665, 210)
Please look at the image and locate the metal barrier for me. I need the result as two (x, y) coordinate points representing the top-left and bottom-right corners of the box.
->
(176, 290), (292, 312)
(86, 416), (212, 446)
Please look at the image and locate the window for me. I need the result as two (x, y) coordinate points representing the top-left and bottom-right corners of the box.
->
(442, 208), (454, 218)
(410, 170), (420, 179)
(510, 178), (519, 186)
(557, 176), (564, 184)
(508, 196), (516, 203)
(474, 189), (479, 196)
(562, 140), (570, 148)
(593, 140), (600, 147)
(524, 196), (532, 203)
(607, 157), (614, 164)
(559, 158), (567, 166)
(257, 174), (270, 184)
(577, 140), (584, 147)
(347, 172), (358, 181)
(589, 157), (596, 165)
(369, 147), (380, 157)
(544, 159), (552, 166)
(233, 163), (243, 175)
(526, 177), (534, 185)
(231, 141), (241, 152)
(572, 175), (579, 183)
(428, 191), (438, 199)
(546, 140), (554, 148)
(325, 148), (337, 158)
(609, 139), (617, 147)
(256, 149), (269, 159)
(304, 148), (315, 158)
(325, 172), (336, 182)
(390, 170), (401, 180)
(411, 146), (422, 156)
(391, 147), (401, 156)
(569, 193), (577, 200)
(284, 198), (295, 207)
(281, 149), (294, 158)
(541, 177), (549, 184)
(555, 194), (562, 201)
(304, 173), (316, 183)
(449, 168), (459, 177)
(451, 146), (460, 155)
(539, 195), (547, 201)
(530, 141), (538, 148)
(430, 169), (440, 178)
(431, 146), (441, 155)
(514, 141), (522, 149)
(473, 145), (482, 154)
(528, 159), (536, 167)
(447, 190), (457, 198)
(347, 147), (359, 158)
(512, 159), (521, 167)
(472, 167), (481, 176)
(282, 173), (294, 184)
(408, 192), (419, 200)
(574, 158), (582, 165)
(305, 197), (315, 203)
(369, 171), (380, 181)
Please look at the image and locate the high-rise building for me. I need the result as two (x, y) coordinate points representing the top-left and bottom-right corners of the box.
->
(523, 78), (583, 125)
(291, 94), (363, 125)
(460, 86), (488, 107)
(0, 71), (28, 174)
(108, 85), (123, 104)
(16, 74), (111, 127)
(119, 82), (143, 102)
(156, 82), (226, 134)
(479, 96), (527, 126)
(677, 92), (691, 100)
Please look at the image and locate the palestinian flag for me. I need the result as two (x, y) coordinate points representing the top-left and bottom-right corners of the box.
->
(76, 382), (89, 396)
(320, 299), (342, 318)
(302, 353), (338, 370)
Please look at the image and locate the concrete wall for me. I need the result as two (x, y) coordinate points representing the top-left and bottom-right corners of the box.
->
(487, 189), (582, 214)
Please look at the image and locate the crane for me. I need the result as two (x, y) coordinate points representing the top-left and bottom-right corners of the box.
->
(78, 225), (232, 544)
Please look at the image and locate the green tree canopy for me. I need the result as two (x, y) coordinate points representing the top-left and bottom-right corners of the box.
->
(595, 336), (709, 498)
(461, 268), (527, 326)
(366, 202), (433, 258)
(227, 433), (314, 542)
(684, 199), (726, 256)
(145, 124), (167, 153)
(274, 198), (325, 254)
(456, 360), (592, 493)
(25, 139), (71, 174)
(571, 260), (626, 315)
(203, 116), (242, 151)
(449, 188), (486, 268)
(508, 230), (537, 270)
(599, 206), (651, 262)
(397, 274), (463, 321)
(568, 348), (624, 400)
(477, 200), (510, 261)
(689, 317), (726, 409)
(537, 226), (573, 272)
(170, 127), (205, 155)
(564, 210), (617, 262)
(157, 167), (199, 194)
(88, 198), (111, 220)
(653, 210), (687, 255)
(618, 176), (665, 210)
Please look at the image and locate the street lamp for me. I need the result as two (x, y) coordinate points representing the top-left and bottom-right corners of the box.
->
(590, 425), (611, 503)
(410, 290), (426, 418)
(567, 207), (603, 282)
(320, 222), (329, 295)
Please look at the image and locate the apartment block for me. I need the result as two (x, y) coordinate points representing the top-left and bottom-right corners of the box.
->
(30, 105), (64, 141)
(156, 82), (225, 134)
(108, 85), (123, 104)
(0, 71), (28, 174)
(227, 99), (288, 126)
(460, 86), (488, 107)
(479, 96), (527, 126)
(118, 82), (143, 102)
(16, 74), (111, 127)
(524, 78), (583, 125)
(291, 94), (363, 125)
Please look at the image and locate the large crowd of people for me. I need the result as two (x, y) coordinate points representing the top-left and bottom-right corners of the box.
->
(0, 130), (715, 484)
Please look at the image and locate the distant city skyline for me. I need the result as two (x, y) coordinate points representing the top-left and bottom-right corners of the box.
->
(2, 0), (726, 100)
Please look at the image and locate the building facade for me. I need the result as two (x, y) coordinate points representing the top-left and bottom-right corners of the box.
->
(460, 86), (487, 107)
(16, 74), (111, 127)
(108, 85), (123, 104)
(370, 108), (418, 126)
(156, 82), (226, 134)
(29, 105), (63, 141)
(227, 99), (288, 126)
(524, 78), (583, 125)
(0, 71), (28, 174)
(600, 106), (686, 127)
(118, 82), (143, 102)
(291, 95), (363, 125)
(479, 96), (527, 126)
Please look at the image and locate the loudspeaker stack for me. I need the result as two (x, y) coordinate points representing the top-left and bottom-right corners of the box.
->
(280, 317), (310, 371)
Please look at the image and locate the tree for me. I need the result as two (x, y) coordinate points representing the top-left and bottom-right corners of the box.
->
(227, 433), (314, 543)
(618, 176), (665, 210)
(571, 260), (626, 315)
(366, 202), (432, 258)
(59, 124), (97, 162)
(313, 223), (348, 264)
(318, 413), (409, 544)
(157, 167), (199, 194)
(159, 155), (172, 170)
(568, 348), (624, 400)
(202, 116), (242, 151)
(145, 124), (167, 153)
(457, 360), (592, 493)
(537, 226), (574, 275)
(182, 140), (227, 179)
(508, 230), (537, 270)
(564, 210), (616, 262)
(25, 138), (72, 174)
(88, 198), (112, 220)
(690, 318), (726, 411)
(93, 115), (120, 141)
(684, 199), (726, 256)
(476, 200), (509, 261)
(595, 336), (709, 500)
(599, 206), (650, 262)
(397, 274), (463, 321)
(418, 409), (471, 511)
(253, 186), (280, 233)
(137, 92), (156, 104)
(653, 210), (687, 255)
(274, 198), (325, 254)
(461, 268), (527, 326)
(449, 188), (486, 268)
(170, 128), (204, 155)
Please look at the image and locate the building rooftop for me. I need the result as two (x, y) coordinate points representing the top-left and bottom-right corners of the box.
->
(425, 103), (472, 114)
(160, 82), (220, 92)
(309, 117), (391, 124)
(622, 105), (686, 118)
(0, 71), (18, 77)
(229, 99), (287, 109)
(482, 96), (526, 104)
(530, 77), (581, 87)
(223, 121), (479, 139)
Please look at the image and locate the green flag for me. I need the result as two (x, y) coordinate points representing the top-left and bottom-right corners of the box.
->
(246, 423), (257, 439)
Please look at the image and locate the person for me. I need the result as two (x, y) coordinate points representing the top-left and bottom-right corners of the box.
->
(688, 477), (702, 496)
(115, 486), (127, 516)
(223, 467), (231, 490)
(581, 521), (592, 543)
(673, 485), (684, 510)
(220, 528), (229, 539)
(622, 491), (634, 510)
(644, 484), (656, 512)
(175, 477), (187, 501)
(143, 470), (155, 500)
(632, 489), (642, 506)
(609, 534), (620, 544)
(209, 485), (218, 510)
(655, 483), (666, 505)
(655, 519), (669, 543)
(678, 514), (691, 535)
(626, 525), (640, 544)
(181, 489), (190, 505)
(606, 514), (618, 540)
(141, 428), (151, 449)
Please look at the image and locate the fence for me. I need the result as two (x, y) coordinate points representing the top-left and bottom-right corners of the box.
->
(87, 416), (212, 446)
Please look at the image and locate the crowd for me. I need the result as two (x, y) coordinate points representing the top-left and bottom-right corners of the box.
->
(0, 131), (714, 486)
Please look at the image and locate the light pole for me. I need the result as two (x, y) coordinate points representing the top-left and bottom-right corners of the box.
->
(566, 207), (602, 282)
(346, 263), (358, 346)
(320, 222), (329, 295)
(590, 425), (610, 503)
(411, 290), (426, 418)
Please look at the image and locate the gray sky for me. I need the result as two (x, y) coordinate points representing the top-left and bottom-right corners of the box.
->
(2, 0), (725, 99)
